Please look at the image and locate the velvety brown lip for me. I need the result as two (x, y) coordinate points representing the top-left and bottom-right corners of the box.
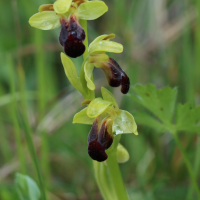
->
(88, 118), (113, 162)
(59, 15), (85, 58)
(98, 57), (130, 94)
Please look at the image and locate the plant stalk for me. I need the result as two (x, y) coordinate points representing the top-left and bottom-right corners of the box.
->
(172, 132), (200, 199)
(80, 19), (129, 200)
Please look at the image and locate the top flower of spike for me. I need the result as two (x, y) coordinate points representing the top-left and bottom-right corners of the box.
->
(29, 0), (108, 58)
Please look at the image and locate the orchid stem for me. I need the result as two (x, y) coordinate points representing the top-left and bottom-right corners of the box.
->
(80, 20), (129, 200)
(172, 132), (200, 199)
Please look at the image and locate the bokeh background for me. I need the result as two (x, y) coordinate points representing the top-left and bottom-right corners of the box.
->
(0, 0), (200, 199)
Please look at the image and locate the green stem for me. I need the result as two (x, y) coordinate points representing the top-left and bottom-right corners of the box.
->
(106, 151), (129, 200)
(81, 19), (89, 60)
(93, 161), (112, 200)
(172, 132), (200, 199)
(17, 109), (47, 200)
(187, 136), (200, 199)
(35, 28), (50, 187)
(8, 54), (26, 173)
(79, 20), (129, 200)
(16, 63), (47, 200)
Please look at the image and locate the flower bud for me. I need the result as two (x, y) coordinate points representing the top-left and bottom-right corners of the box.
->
(59, 15), (85, 58)
(116, 143), (130, 163)
(88, 117), (113, 162)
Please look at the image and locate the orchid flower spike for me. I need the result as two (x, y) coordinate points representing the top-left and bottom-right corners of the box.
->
(29, 0), (108, 58)
(73, 87), (138, 162)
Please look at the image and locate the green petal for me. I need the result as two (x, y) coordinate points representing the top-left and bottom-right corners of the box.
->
(101, 87), (118, 109)
(53, 0), (72, 14)
(73, 108), (95, 124)
(61, 53), (85, 95)
(87, 98), (112, 118)
(29, 11), (60, 30)
(78, 1), (108, 20)
(84, 60), (95, 90)
(116, 143), (130, 163)
(89, 34), (115, 48)
(89, 40), (123, 55)
(89, 54), (109, 63)
(112, 110), (138, 135)
(39, 4), (54, 12)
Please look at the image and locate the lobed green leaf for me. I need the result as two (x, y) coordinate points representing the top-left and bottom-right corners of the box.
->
(132, 84), (177, 124)
(176, 103), (200, 132)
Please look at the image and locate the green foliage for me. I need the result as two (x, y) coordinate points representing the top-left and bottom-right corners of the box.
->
(131, 84), (200, 134)
(15, 173), (41, 200)
(176, 103), (200, 132)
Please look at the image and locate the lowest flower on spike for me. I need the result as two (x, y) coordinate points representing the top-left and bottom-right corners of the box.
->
(73, 87), (138, 162)
(29, 0), (108, 58)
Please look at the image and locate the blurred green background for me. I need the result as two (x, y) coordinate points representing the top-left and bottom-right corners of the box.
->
(0, 0), (200, 199)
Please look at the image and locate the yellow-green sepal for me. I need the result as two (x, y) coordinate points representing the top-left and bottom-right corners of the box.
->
(89, 34), (115, 47)
(84, 60), (95, 91)
(29, 11), (60, 30)
(87, 98), (112, 118)
(61, 53), (85, 96)
(116, 143), (130, 163)
(101, 87), (118, 109)
(73, 108), (95, 124)
(89, 40), (123, 55)
(78, 1), (108, 20)
(53, 0), (72, 14)
(112, 110), (138, 135)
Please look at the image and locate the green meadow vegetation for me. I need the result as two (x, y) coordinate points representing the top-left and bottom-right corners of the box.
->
(0, 0), (200, 199)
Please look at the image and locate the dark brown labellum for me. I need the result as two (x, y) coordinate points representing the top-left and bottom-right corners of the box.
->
(59, 16), (85, 58)
(88, 118), (113, 162)
(100, 58), (130, 94)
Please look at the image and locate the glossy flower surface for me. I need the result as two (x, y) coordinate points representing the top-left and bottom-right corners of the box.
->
(84, 34), (130, 94)
(29, 0), (108, 57)
(73, 87), (138, 161)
